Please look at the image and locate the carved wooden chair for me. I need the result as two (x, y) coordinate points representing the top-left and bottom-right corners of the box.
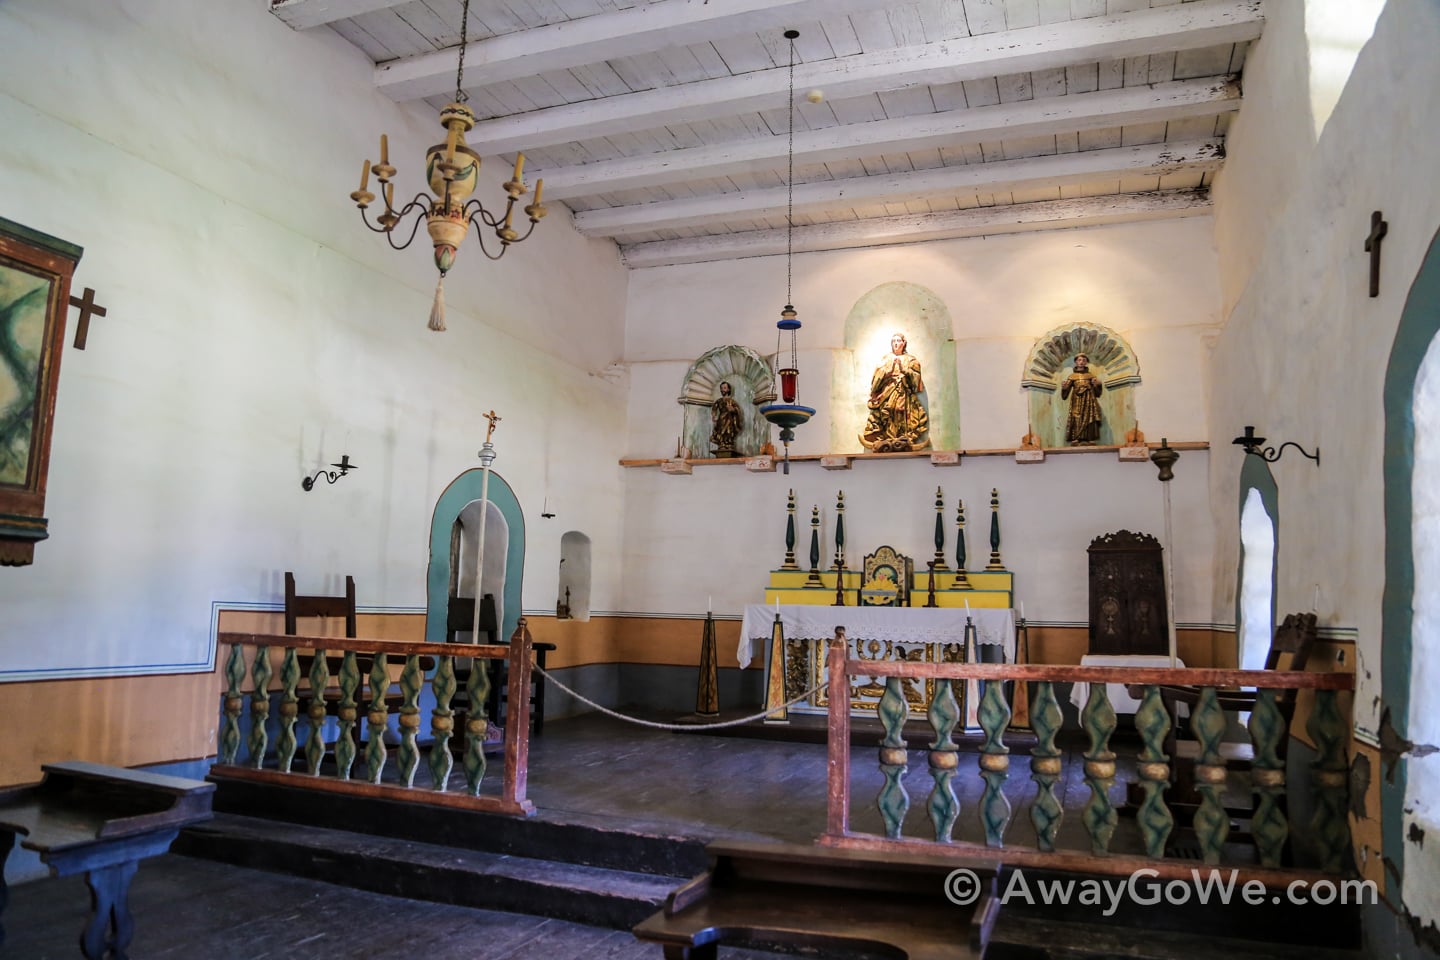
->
(286, 573), (427, 752)
(1133, 612), (1318, 846)
(858, 545), (913, 607)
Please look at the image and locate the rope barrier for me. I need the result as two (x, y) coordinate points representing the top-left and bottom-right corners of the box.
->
(530, 664), (828, 731)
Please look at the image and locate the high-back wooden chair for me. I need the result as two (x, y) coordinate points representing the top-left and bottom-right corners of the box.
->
(284, 571), (356, 640)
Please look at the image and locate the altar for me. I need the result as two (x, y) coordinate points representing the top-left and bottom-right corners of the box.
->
(739, 604), (1016, 720)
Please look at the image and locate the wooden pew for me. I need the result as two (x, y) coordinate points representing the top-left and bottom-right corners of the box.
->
(633, 840), (998, 959)
(0, 762), (214, 959)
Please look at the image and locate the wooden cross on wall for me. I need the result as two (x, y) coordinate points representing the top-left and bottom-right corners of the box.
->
(1365, 210), (1388, 298)
(68, 286), (107, 349)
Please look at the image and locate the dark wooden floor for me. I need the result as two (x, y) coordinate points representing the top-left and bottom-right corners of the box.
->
(1, 853), (786, 959)
(4, 715), (1261, 959)
(513, 714), (1188, 856)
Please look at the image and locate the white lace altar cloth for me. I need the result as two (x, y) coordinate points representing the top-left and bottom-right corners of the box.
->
(737, 604), (1015, 670)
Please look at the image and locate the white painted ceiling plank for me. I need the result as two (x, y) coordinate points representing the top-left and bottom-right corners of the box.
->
(458, 0), (1264, 152)
(575, 139), (1223, 235)
(535, 78), (1238, 198)
(270, 0), (413, 30)
(620, 190), (1212, 266)
(376, 0), (902, 99)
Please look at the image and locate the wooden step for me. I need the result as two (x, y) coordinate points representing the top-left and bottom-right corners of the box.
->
(175, 813), (686, 930)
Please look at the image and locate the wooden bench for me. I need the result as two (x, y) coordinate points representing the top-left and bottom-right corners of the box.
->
(633, 840), (998, 959)
(0, 761), (214, 959)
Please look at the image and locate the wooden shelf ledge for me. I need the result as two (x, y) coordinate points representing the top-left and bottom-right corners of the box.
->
(620, 441), (1209, 468)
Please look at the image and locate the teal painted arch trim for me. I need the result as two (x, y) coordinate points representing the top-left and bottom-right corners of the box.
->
(425, 469), (527, 646)
(1236, 454), (1278, 658)
(1381, 224), (1440, 904)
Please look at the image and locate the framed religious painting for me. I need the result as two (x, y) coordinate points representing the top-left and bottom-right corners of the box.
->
(0, 217), (82, 565)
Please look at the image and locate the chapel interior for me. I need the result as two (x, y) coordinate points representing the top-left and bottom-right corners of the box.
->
(2, 0), (1439, 957)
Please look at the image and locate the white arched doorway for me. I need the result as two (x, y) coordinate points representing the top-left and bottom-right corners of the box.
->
(453, 499), (509, 641)
(1238, 487), (1277, 671)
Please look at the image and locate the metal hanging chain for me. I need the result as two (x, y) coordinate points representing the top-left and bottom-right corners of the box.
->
(785, 30), (797, 306)
(455, 0), (471, 103)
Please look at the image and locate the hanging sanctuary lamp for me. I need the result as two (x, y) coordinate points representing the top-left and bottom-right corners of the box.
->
(758, 29), (814, 475)
(349, 0), (547, 332)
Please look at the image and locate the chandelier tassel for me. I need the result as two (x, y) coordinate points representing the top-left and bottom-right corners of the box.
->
(428, 274), (447, 332)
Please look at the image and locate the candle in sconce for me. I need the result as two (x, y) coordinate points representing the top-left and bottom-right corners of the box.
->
(379, 133), (389, 166)
(533, 178), (544, 205)
(775, 596), (781, 615)
(1020, 601), (1025, 621)
(513, 152), (526, 182)
(358, 159), (370, 192)
(964, 597), (971, 614)
(707, 595), (712, 614)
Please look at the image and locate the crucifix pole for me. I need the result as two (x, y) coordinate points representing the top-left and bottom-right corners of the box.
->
(471, 410), (502, 646)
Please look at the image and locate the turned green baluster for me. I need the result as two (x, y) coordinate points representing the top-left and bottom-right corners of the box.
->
(220, 642), (245, 764)
(276, 647), (301, 773)
(1189, 686), (1230, 865)
(926, 678), (960, 842)
(305, 650), (330, 776)
(1133, 684), (1173, 859)
(247, 646), (273, 769)
(429, 655), (457, 792)
(365, 653), (389, 784)
(334, 651), (360, 781)
(1028, 682), (1064, 851)
(1248, 688), (1289, 868)
(464, 658), (492, 795)
(397, 654), (424, 787)
(978, 678), (1012, 847)
(1307, 689), (1351, 872)
(1081, 683), (1118, 855)
(877, 677), (910, 839)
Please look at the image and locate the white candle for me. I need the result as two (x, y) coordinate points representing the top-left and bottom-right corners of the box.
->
(964, 597), (971, 613)
(1313, 584), (1320, 612)
(1020, 601), (1025, 620)
(775, 596), (781, 614)
(708, 595), (712, 613)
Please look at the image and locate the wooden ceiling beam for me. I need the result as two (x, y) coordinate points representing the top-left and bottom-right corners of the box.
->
(574, 139), (1224, 238)
(619, 190), (1214, 267)
(268, 0), (408, 30)
(540, 77), (1239, 201)
(462, 0), (1262, 154)
(375, 0), (901, 101)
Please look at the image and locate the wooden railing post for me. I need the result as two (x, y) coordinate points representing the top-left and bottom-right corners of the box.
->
(305, 649), (330, 776)
(365, 653), (389, 784)
(1190, 686), (1230, 864)
(503, 618), (534, 811)
(277, 647), (301, 774)
(826, 638), (851, 838)
(248, 645), (272, 769)
(220, 642), (245, 765)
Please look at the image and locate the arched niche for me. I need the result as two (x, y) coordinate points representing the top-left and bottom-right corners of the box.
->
(833, 282), (958, 452)
(1237, 462), (1278, 673)
(678, 345), (774, 458)
(558, 531), (592, 621)
(1020, 322), (1140, 448)
(426, 469), (526, 646)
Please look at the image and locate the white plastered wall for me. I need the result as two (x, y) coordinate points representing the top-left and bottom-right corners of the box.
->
(621, 219), (1220, 629)
(0, 0), (630, 679)
(1208, 0), (1440, 926)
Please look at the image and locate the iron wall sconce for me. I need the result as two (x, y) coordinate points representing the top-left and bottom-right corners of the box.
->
(302, 455), (357, 491)
(1232, 426), (1319, 466)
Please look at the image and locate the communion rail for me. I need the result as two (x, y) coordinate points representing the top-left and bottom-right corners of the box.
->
(822, 644), (1355, 881)
(209, 618), (535, 816)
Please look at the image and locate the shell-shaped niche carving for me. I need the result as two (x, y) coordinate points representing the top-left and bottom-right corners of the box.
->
(1020, 322), (1140, 448)
(678, 345), (775, 459)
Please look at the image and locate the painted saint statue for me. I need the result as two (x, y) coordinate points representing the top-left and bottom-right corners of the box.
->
(709, 380), (743, 457)
(860, 332), (929, 452)
(1060, 352), (1104, 444)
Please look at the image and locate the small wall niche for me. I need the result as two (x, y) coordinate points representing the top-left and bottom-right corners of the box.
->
(1021, 322), (1140, 448)
(558, 530), (592, 621)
